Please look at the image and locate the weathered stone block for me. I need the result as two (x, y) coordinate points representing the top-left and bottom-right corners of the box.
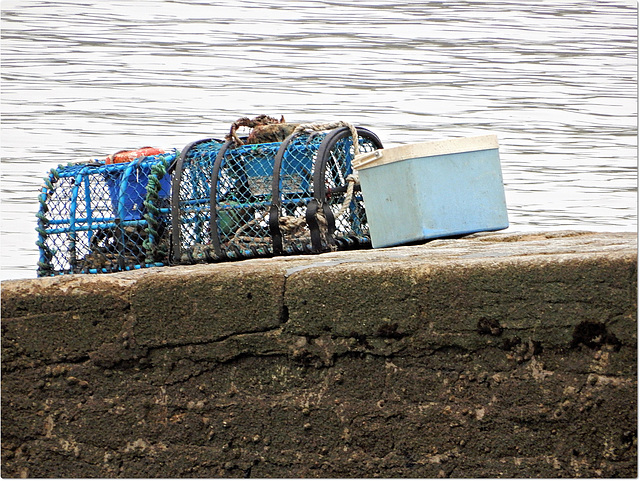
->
(1, 231), (636, 478)
(284, 262), (420, 337)
(129, 263), (286, 347)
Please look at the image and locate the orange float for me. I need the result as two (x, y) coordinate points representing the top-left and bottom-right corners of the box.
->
(105, 147), (165, 164)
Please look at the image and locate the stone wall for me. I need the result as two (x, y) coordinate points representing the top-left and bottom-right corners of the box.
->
(1, 231), (637, 478)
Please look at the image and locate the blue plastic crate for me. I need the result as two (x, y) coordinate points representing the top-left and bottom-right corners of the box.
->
(105, 161), (172, 221)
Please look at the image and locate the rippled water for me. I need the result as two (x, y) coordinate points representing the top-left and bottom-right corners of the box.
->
(1, 0), (637, 280)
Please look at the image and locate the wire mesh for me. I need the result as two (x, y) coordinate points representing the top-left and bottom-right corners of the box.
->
(322, 130), (382, 248)
(171, 139), (224, 264)
(36, 152), (175, 276)
(271, 132), (327, 254)
(212, 142), (281, 260)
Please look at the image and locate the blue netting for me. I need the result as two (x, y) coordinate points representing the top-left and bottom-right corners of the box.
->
(272, 132), (326, 254)
(171, 139), (224, 262)
(213, 141), (280, 259)
(36, 152), (175, 276)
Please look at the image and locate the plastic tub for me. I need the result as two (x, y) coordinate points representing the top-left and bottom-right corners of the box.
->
(354, 134), (509, 248)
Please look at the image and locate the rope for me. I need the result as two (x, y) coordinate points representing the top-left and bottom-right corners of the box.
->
(334, 173), (359, 219)
(229, 210), (273, 244)
(279, 212), (307, 236)
(182, 243), (218, 264)
(143, 154), (171, 265)
(292, 121), (360, 155)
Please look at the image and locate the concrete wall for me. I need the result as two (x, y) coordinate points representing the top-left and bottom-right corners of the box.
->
(1, 231), (636, 478)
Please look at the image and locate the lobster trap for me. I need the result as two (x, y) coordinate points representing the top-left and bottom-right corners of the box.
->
(36, 151), (175, 276)
(171, 124), (383, 264)
(36, 121), (383, 276)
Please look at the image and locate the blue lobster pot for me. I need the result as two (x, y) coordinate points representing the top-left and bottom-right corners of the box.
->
(354, 134), (509, 248)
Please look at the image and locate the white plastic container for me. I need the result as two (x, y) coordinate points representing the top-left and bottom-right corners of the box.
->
(353, 134), (509, 248)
